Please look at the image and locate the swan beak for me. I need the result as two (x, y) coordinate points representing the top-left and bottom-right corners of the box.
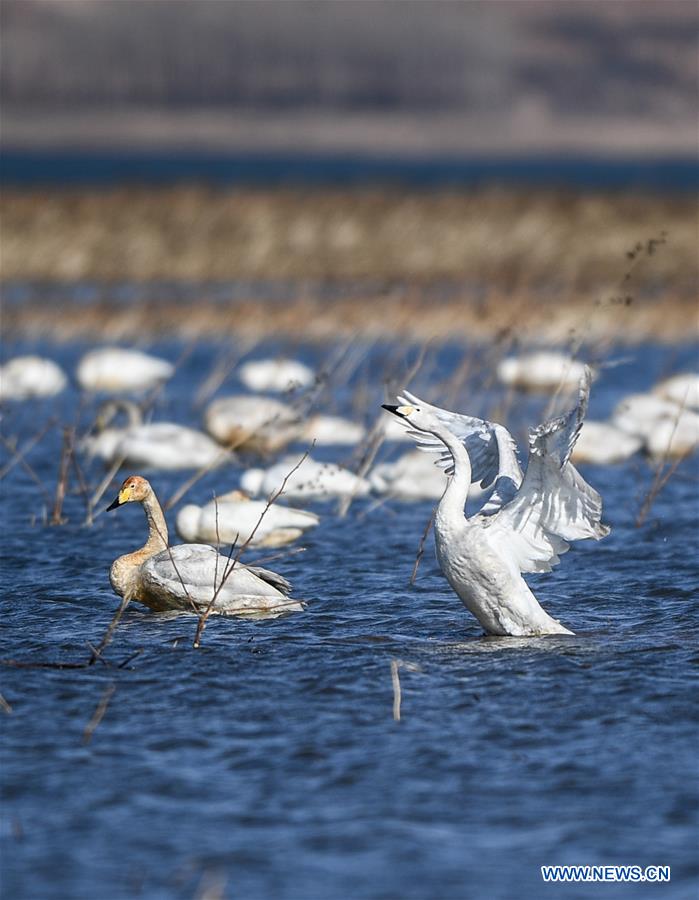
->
(382, 404), (414, 418)
(106, 487), (129, 510)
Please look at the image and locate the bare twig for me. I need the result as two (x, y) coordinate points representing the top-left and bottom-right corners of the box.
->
(87, 454), (127, 523)
(82, 683), (116, 745)
(51, 426), (74, 525)
(192, 449), (310, 648)
(410, 505), (437, 584)
(391, 659), (402, 721)
(636, 391), (692, 527)
(0, 418), (55, 481)
(88, 595), (132, 665)
(241, 545), (307, 568)
(0, 424), (55, 505)
(390, 659), (422, 722)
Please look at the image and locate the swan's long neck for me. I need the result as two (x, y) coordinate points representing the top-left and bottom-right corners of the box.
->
(431, 422), (473, 524)
(102, 398), (142, 429)
(141, 489), (169, 554)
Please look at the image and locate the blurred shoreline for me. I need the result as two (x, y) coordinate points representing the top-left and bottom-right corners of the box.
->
(3, 283), (696, 346)
(3, 108), (698, 158)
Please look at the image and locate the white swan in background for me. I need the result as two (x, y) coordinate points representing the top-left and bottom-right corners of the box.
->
(611, 393), (680, 440)
(383, 368), (609, 636)
(645, 413), (699, 459)
(370, 450), (480, 501)
(302, 415), (366, 446)
(204, 395), (301, 453)
(381, 412), (415, 442)
(612, 393), (699, 459)
(239, 358), (315, 393)
(653, 373), (699, 410)
(241, 455), (371, 502)
(107, 475), (302, 617)
(497, 352), (588, 392)
(83, 400), (227, 470)
(77, 348), (174, 393)
(0, 356), (67, 400)
(176, 490), (319, 547)
(571, 421), (643, 465)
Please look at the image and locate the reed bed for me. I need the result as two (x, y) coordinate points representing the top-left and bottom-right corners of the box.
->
(2, 187), (696, 343)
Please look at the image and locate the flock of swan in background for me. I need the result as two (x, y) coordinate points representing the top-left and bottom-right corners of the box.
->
(1, 346), (697, 634)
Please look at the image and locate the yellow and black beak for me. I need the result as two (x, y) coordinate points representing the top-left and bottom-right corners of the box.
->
(382, 404), (414, 419)
(106, 487), (129, 511)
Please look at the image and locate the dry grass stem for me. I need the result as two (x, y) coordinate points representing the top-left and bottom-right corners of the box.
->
(192, 449), (310, 648)
(0, 692), (13, 714)
(391, 659), (422, 722)
(411, 506), (437, 585)
(82, 683), (116, 745)
(51, 426), (74, 525)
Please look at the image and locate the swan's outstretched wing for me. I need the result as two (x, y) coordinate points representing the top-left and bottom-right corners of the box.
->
(484, 367), (610, 574)
(396, 389), (523, 496)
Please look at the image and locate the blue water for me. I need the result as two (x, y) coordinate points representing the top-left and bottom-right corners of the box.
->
(1, 338), (698, 900)
(1, 150), (698, 191)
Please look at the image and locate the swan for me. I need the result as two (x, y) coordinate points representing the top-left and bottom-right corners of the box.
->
(0, 356), (67, 400)
(176, 490), (319, 547)
(645, 412), (699, 459)
(77, 348), (174, 393)
(612, 393), (699, 458)
(240, 455), (371, 502)
(383, 368), (609, 637)
(106, 475), (302, 617)
(239, 359), (315, 393)
(302, 415), (366, 446)
(611, 393), (680, 440)
(571, 421), (643, 465)
(83, 400), (228, 470)
(497, 352), (588, 392)
(653, 373), (699, 410)
(370, 450), (478, 501)
(204, 395), (301, 453)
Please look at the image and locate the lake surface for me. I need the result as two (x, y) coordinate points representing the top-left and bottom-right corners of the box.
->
(2, 150), (698, 190)
(1, 338), (698, 899)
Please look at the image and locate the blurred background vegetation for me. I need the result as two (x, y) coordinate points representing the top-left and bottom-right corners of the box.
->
(1, 0), (697, 343)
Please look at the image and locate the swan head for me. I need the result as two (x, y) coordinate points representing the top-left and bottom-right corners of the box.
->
(381, 403), (439, 435)
(107, 474), (152, 510)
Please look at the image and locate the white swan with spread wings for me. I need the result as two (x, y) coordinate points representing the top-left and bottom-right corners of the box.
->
(383, 368), (609, 636)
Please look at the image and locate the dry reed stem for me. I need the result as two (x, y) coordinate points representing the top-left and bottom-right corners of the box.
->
(193, 338), (258, 409)
(242, 545), (307, 568)
(0, 418), (56, 482)
(410, 505), (437, 585)
(0, 692), (13, 714)
(50, 426), (74, 525)
(88, 594), (133, 665)
(391, 659), (402, 721)
(636, 387), (693, 527)
(338, 342), (431, 518)
(390, 659), (421, 722)
(0, 431), (54, 507)
(88, 454), (127, 523)
(192, 449), (310, 648)
(82, 683), (116, 745)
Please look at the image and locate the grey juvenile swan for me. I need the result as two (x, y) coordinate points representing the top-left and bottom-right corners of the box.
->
(107, 475), (302, 618)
